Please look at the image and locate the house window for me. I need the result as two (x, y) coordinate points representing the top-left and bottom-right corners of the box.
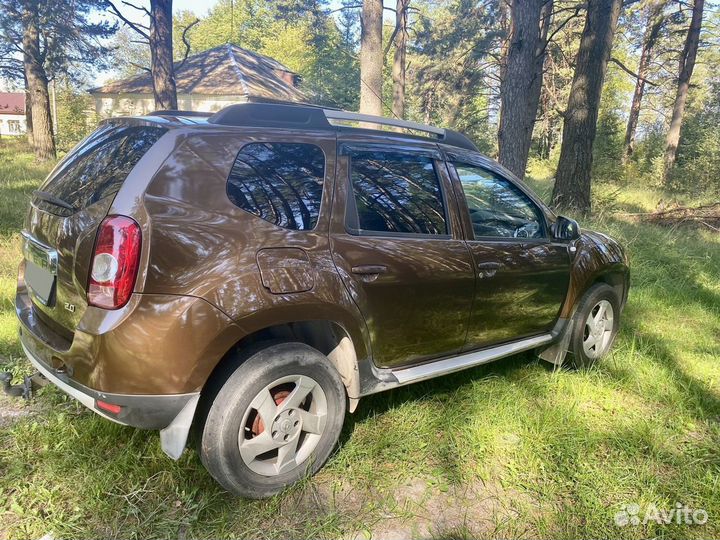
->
(8, 120), (21, 134)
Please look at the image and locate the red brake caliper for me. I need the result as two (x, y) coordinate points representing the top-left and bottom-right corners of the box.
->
(251, 389), (290, 436)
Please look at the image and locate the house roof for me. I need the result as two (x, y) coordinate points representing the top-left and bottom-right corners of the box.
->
(90, 44), (306, 102)
(0, 92), (25, 115)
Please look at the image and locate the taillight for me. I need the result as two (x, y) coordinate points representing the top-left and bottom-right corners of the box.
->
(88, 215), (141, 309)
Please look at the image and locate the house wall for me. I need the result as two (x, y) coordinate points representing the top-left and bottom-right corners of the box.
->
(93, 93), (249, 117)
(0, 114), (26, 136)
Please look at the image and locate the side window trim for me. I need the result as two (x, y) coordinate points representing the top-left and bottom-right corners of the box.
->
(344, 150), (452, 239)
(449, 161), (551, 241)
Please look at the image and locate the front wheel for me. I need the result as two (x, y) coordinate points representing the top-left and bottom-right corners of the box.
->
(200, 342), (346, 498)
(568, 283), (621, 368)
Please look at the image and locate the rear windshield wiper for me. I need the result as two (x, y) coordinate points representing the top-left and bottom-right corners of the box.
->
(32, 190), (76, 212)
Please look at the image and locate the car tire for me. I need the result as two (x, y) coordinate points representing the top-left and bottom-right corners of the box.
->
(199, 342), (346, 498)
(568, 283), (621, 369)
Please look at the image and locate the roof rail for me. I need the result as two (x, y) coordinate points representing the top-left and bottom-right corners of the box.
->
(323, 110), (444, 136)
(148, 110), (213, 117)
(207, 102), (478, 152)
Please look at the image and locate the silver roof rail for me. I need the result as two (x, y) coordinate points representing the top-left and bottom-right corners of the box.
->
(323, 110), (445, 137)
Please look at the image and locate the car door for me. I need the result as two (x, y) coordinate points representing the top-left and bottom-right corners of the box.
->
(329, 140), (475, 369)
(445, 157), (571, 350)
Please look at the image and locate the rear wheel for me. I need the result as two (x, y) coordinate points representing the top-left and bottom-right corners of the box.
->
(568, 283), (620, 368)
(200, 342), (346, 498)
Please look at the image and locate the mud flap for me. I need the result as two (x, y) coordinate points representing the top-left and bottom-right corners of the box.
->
(160, 394), (200, 460)
(537, 319), (574, 370)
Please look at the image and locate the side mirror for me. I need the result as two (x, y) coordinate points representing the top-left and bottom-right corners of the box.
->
(553, 215), (581, 241)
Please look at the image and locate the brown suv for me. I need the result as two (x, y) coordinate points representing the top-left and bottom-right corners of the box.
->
(14, 102), (629, 498)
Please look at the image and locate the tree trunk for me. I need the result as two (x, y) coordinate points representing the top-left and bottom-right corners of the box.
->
(663, 0), (704, 180)
(22, 7), (55, 161)
(391, 0), (409, 119)
(25, 86), (34, 146)
(149, 0), (177, 110)
(497, 0), (553, 179)
(551, 0), (622, 214)
(359, 0), (383, 116)
(623, 0), (665, 162)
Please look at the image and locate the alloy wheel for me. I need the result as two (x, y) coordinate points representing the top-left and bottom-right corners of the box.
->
(582, 299), (615, 359)
(238, 375), (328, 476)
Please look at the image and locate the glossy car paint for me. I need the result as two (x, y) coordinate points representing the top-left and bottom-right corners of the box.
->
(329, 133), (475, 368)
(442, 154), (572, 349)
(15, 111), (629, 433)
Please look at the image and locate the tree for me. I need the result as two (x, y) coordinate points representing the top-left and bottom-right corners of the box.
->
(622, 0), (666, 161)
(359, 0), (383, 116)
(21, 6), (54, 160)
(663, 0), (704, 180)
(0, 0), (114, 160)
(390, 0), (410, 119)
(551, 0), (623, 213)
(497, 0), (553, 179)
(106, 0), (179, 110)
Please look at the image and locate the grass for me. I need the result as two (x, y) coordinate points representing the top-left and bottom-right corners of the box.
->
(0, 137), (718, 539)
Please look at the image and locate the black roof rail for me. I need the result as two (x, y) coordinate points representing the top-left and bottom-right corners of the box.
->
(148, 110), (213, 117)
(208, 103), (331, 130)
(207, 102), (478, 152)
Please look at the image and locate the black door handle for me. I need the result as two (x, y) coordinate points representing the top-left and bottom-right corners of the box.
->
(351, 264), (388, 275)
(477, 261), (502, 278)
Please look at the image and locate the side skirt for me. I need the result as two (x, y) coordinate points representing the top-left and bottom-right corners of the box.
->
(359, 333), (554, 396)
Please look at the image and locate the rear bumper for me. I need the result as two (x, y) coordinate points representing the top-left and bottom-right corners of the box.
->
(19, 328), (198, 430)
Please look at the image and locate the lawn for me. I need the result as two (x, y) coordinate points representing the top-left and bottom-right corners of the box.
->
(0, 138), (718, 539)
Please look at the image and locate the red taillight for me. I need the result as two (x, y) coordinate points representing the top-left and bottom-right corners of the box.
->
(88, 215), (141, 310)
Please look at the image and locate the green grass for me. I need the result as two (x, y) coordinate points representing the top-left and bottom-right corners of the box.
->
(0, 138), (718, 539)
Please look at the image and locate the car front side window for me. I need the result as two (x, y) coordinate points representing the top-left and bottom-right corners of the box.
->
(452, 163), (545, 240)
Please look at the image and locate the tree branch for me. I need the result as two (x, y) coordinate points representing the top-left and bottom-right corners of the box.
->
(178, 18), (200, 69)
(105, 0), (150, 40)
(610, 57), (658, 86)
(121, 0), (151, 18)
(129, 60), (151, 73)
(327, 4), (362, 13)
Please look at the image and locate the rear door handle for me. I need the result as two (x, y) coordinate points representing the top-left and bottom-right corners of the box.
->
(351, 264), (388, 275)
(477, 261), (502, 278)
(351, 265), (388, 282)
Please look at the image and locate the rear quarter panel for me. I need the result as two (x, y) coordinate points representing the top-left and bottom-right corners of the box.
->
(131, 128), (371, 371)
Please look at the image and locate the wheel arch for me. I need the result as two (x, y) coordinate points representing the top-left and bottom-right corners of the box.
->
(200, 319), (365, 414)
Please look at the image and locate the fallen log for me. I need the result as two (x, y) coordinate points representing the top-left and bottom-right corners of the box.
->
(615, 202), (720, 231)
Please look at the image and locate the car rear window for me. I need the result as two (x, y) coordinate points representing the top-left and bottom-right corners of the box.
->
(226, 142), (325, 231)
(34, 124), (167, 216)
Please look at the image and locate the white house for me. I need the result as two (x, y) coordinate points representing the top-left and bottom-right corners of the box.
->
(0, 92), (26, 136)
(89, 44), (306, 117)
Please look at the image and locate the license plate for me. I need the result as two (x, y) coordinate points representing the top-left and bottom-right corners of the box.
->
(22, 231), (58, 306)
(26, 260), (56, 305)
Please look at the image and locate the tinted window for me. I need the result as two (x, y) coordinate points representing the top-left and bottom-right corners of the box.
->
(227, 143), (325, 230)
(348, 152), (447, 235)
(453, 164), (544, 239)
(36, 124), (167, 216)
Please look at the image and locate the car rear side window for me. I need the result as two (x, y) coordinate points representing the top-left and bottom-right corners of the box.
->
(226, 142), (325, 231)
(35, 124), (167, 216)
(347, 152), (448, 236)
